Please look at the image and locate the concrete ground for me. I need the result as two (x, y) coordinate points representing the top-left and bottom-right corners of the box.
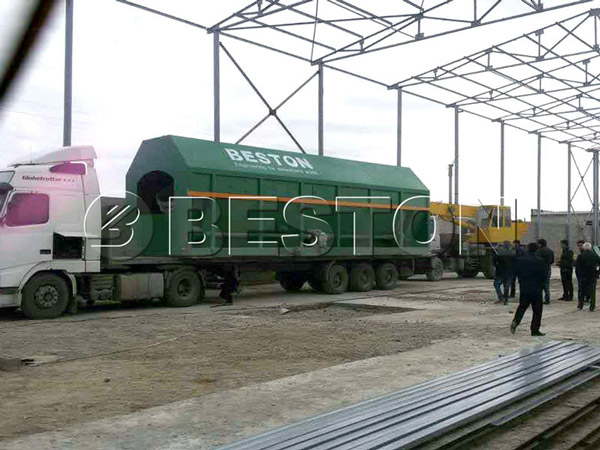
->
(1, 268), (599, 450)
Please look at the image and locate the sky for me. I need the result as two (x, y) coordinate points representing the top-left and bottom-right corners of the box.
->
(1, 0), (599, 221)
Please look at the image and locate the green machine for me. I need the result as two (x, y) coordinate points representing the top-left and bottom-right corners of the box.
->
(122, 136), (439, 295)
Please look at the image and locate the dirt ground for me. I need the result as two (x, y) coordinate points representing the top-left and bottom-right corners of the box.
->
(0, 271), (596, 445)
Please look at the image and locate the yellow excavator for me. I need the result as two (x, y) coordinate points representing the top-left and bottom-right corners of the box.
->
(429, 202), (529, 279)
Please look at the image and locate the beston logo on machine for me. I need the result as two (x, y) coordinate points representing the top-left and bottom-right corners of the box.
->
(83, 191), (154, 262)
(224, 148), (319, 176)
(78, 194), (437, 259)
(166, 194), (436, 258)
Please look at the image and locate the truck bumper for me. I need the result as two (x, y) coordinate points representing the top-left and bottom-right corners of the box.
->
(0, 288), (20, 308)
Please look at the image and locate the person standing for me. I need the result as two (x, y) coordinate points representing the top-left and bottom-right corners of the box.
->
(511, 242), (547, 336)
(219, 264), (240, 306)
(575, 240), (585, 304)
(510, 240), (524, 298)
(493, 241), (515, 305)
(576, 242), (598, 312)
(536, 239), (555, 304)
(558, 240), (574, 301)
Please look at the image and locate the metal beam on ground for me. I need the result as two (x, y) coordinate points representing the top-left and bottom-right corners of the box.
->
(219, 342), (600, 450)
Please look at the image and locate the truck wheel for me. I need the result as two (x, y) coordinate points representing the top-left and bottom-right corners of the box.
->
(375, 263), (399, 290)
(21, 273), (70, 320)
(279, 272), (306, 292)
(350, 263), (375, 292)
(321, 263), (349, 295)
(165, 269), (204, 307)
(426, 257), (444, 282)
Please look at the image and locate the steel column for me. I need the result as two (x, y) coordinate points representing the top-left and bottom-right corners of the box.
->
(63, 0), (74, 147)
(515, 198), (518, 243)
(537, 133), (542, 240)
(454, 107), (459, 205)
(318, 62), (324, 156)
(214, 31), (221, 143)
(594, 149), (599, 245)
(500, 121), (505, 206)
(448, 164), (454, 204)
(397, 89), (402, 166)
(567, 143), (572, 248)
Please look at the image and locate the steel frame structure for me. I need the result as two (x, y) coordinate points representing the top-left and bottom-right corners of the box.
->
(109, 0), (596, 241)
(118, 0), (592, 65)
(396, 9), (600, 243)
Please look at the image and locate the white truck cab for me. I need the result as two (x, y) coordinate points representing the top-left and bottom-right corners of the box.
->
(0, 146), (102, 318)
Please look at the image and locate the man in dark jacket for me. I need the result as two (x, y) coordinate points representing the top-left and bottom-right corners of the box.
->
(510, 240), (524, 298)
(493, 241), (515, 305)
(218, 264), (240, 306)
(576, 242), (598, 311)
(511, 242), (547, 336)
(575, 240), (585, 304)
(558, 240), (574, 301)
(536, 239), (555, 304)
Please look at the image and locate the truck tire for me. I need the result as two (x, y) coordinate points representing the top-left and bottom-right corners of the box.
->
(278, 272), (306, 292)
(321, 263), (349, 295)
(350, 263), (375, 292)
(21, 273), (70, 320)
(426, 257), (444, 282)
(375, 263), (399, 290)
(165, 269), (204, 307)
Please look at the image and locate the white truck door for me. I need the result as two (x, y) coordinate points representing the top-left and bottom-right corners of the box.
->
(0, 192), (53, 273)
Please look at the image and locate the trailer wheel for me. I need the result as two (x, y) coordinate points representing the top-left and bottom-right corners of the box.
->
(350, 263), (375, 292)
(321, 263), (349, 295)
(278, 272), (306, 292)
(21, 273), (70, 319)
(426, 257), (444, 282)
(375, 263), (399, 290)
(165, 269), (204, 307)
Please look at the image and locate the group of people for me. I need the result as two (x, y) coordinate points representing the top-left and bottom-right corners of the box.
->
(492, 238), (598, 336)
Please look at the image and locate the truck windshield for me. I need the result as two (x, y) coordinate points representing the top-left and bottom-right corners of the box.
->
(0, 172), (14, 213)
(0, 192), (7, 212)
(0, 171), (14, 184)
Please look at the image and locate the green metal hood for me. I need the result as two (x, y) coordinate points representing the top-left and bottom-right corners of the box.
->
(128, 135), (429, 195)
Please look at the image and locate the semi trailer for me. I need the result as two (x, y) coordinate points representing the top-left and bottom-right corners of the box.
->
(0, 136), (438, 319)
